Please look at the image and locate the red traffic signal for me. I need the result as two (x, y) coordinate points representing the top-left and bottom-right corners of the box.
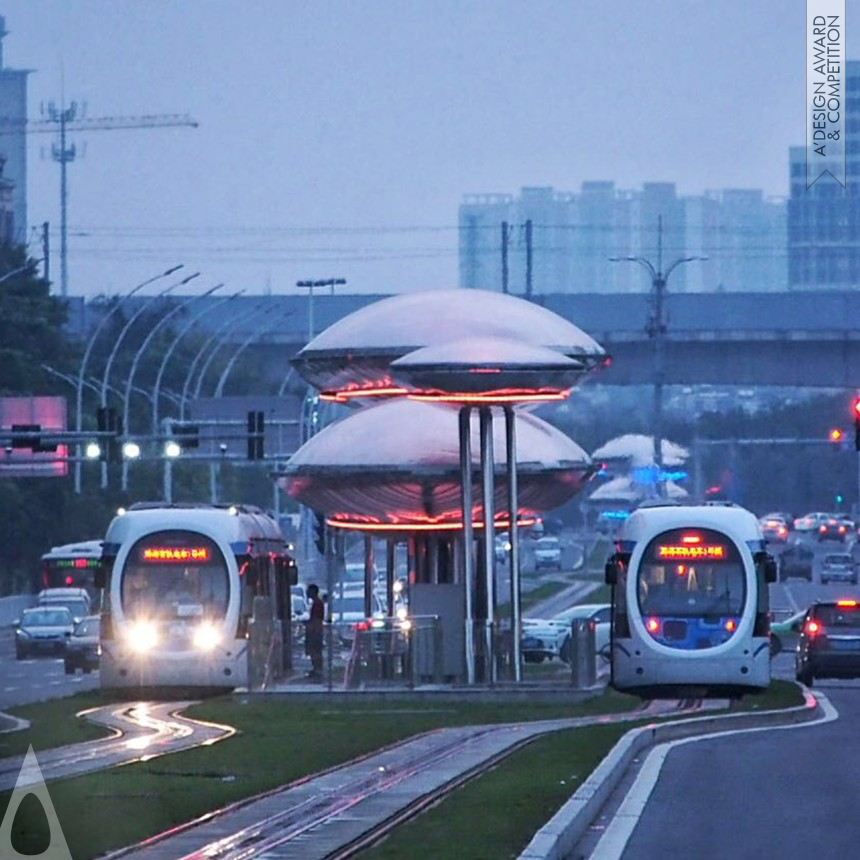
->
(854, 397), (860, 451)
(829, 428), (845, 443)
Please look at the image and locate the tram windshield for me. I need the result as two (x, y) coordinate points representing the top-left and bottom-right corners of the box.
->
(637, 527), (746, 618)
(120, 530), (229, 621)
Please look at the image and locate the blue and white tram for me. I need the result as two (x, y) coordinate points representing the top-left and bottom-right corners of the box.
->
(97, 502), (296, 692)
(605, 502), (776, 697)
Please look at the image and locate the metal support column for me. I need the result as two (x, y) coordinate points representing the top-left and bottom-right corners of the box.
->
(479, 406), (496, 684)
(386, 540), (396, 618)
(363, 534), (375, 618)
(458, 407), (475, 684)
(505, 406), (522, 682)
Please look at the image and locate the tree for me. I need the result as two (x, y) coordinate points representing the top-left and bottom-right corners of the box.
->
(0, 244), (68, 393)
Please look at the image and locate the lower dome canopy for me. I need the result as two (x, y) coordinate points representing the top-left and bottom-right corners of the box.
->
(280, 399), (594, 527)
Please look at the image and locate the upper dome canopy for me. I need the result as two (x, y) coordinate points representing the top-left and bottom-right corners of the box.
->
(292, 289), (607, 397)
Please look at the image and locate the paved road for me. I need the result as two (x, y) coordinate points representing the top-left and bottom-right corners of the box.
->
(0, 626), (99, 710)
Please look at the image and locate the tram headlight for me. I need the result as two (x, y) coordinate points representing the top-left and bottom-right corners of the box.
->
(127, 621), (159, 653)
(192, 623), (222, 652)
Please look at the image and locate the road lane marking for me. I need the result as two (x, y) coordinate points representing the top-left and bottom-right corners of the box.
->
(590, 692), (839, 860)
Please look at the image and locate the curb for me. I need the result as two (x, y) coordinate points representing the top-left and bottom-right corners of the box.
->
(518, 690), (820, 860)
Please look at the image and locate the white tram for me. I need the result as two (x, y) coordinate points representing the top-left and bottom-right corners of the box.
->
(605, 502), (776, 697)
(98, 503), (296, 692)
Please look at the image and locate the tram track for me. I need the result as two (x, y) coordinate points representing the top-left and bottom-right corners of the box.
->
(104, 697), (707, 860)
(0, 701), (235, 791)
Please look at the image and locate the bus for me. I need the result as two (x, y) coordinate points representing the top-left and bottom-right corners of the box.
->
(41, 540), (103, 605)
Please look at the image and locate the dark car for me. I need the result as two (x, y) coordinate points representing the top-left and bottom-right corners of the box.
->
(777, 542), (814, 582)
(14, 606), (74, 659)
(796, 599), (860, 686)
(63, 615), (101, 674)
(817, 516), (850, 543)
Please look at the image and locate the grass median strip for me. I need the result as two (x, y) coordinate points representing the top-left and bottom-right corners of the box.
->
(0, 681), (803, 859)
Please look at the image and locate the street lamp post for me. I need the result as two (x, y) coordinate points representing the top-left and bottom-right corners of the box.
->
(152, 289), (241, 436)
(73, 264), (184, 493)
(120, 283), (222, 490)
(189, 303), (272, 403)
(296, 278), (346, 342)
(213, 307), (293, 398)
(610, 216), (706, 496)
(98, 272), (199, 488)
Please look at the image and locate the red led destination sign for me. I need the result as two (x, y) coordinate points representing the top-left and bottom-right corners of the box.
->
(657, 544), (726, 560)
(142, 547), (211, 563)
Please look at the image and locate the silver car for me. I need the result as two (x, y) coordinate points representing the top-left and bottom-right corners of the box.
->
(15, 606), (74, 659)
(821, 553), (857, 585)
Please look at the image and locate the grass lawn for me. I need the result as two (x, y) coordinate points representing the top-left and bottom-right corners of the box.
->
(0, 680), (803, 859)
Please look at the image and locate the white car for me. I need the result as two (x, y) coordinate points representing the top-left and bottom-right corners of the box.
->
(329, 588), (385, 645)
(522, 603), (611, 664)
(533, 537), (563, 571)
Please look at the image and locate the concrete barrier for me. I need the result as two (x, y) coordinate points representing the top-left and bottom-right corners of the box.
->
(0, 594), (36, 627)
(518, 690), (821, 860)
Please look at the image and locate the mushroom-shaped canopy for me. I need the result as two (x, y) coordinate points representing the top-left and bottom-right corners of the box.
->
(592, 434), (689, 469)
(280, 398), (594, 527)
(390, 336), (588, 401)
(292, 289), (607, 398)
(586, 476), (641, 504)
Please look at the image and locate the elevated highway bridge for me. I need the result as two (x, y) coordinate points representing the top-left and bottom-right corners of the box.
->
(68, 289), (860, 390)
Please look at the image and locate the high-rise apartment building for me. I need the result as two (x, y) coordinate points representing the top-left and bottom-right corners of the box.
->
(0, 16), (28, 243)
(787, 59), (860, 289)
(459, 182), (787, 294)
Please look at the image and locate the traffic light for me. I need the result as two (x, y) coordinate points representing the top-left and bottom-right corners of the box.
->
(313, 512), (326, 555)
(829, 427), (845, 444)
(854, 397), (860, 452)
(171, 422), (200, 450)
(247, 410), (264, 460)
(96, 407), (122, 463)
(10, 423), (56, 453)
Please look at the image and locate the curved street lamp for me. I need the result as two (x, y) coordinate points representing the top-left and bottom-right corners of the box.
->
(120, 283), (223, 489)
(180, 302), (270, 417)
(73, 263), (184, 492)
(213, 307), (292, 398)
(151, 289), (242, 436)
(610, 217), (706, 495)
(98, 271), (199, 488)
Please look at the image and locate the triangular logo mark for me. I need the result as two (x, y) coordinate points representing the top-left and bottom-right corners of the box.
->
(0, 745), (73, 859)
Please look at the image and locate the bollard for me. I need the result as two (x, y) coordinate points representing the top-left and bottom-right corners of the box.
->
(570, 618), (596, 689)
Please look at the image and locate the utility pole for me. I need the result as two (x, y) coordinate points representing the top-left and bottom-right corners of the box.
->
(501, 221), (509, 295)
(525, 219), (533, 299)
(41, 221), (49, 284)
(8, 102), (199, 297)
(610, 215), (707, 497)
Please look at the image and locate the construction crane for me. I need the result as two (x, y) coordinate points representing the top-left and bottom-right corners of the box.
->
(0, 101), (198, 297)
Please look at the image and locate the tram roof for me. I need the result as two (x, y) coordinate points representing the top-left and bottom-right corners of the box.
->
(620, 503), (762, 545)
(104, 503), (285, 547)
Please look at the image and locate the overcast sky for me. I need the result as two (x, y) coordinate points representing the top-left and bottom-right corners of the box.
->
(0, 1), (852, 299)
